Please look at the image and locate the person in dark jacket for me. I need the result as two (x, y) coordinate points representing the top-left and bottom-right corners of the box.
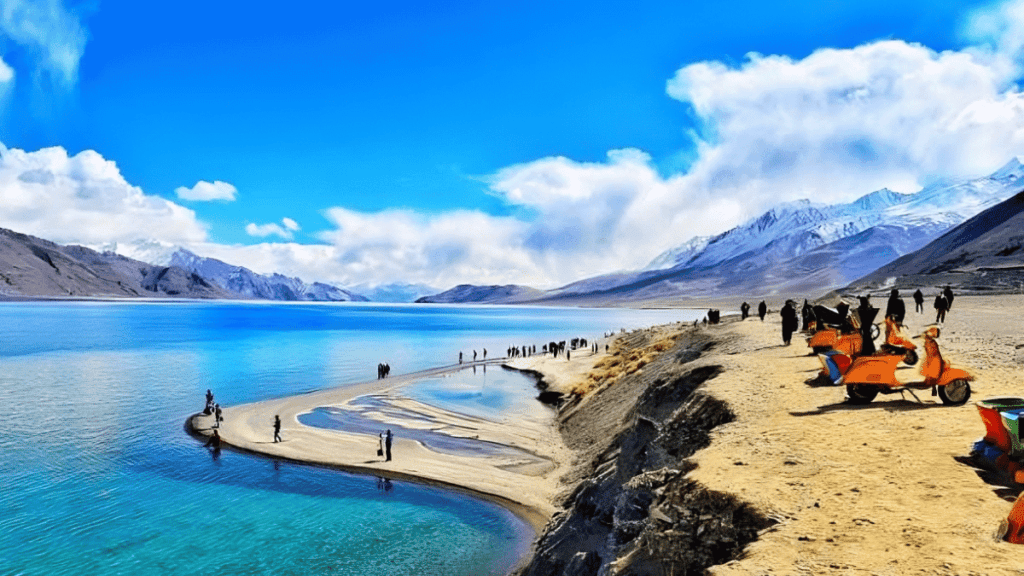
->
(781, 300), (799, 345)
(758, 301), (767, 321)
(740, 302), (750, 320)
(885, 289), (906, 324)
(384, 429), (393, 461)
(943, 285), (955, 310)
(934, 293), (948, 323)
(801, 300), (814, 331)
(913, 289), (924, 313)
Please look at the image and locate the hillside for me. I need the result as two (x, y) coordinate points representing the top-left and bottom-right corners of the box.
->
(846, 190), (1024, 294)
(0, 228), (229, 299)
(415, 284), (545, 304)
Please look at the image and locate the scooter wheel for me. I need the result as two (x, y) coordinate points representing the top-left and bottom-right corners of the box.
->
(846, 384), (879, 404)
(903, 349), (918, 366)
(938, 379), (971, 405)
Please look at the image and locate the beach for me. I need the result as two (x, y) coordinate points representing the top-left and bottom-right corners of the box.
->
(190, 295), (1024, 574)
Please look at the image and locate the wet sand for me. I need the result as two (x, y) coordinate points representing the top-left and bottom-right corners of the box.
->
(188, 358), (586, 531)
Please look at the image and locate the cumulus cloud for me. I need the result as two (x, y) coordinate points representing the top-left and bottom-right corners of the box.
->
(195, 0), (1024, 290)
(0, 0), (87, 87)
(0, 56), (13, 83)
(245, 218), (301, 240)
(0, 145), (208, 246)
(175, 180), (238, 201)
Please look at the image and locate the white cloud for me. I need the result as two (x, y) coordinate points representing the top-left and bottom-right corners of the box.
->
(0, 0), (87, 87)
(0, 145), (208, 246)
(175, 180), (237, 201)
(0, 56), (13, 83)
(245, 219), (300, 240)
(15, 3), (1024, 293)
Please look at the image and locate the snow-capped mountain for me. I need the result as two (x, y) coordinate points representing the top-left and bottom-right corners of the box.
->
(536, 158), (1024, 303)
(643, 160), (1023, 275)
(106, 243), (368, 302)
(166, 249), (368, 302)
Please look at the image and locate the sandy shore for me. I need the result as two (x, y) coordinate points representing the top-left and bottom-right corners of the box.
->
(189, 356), (593, 531)
(692, 294), (1023, 575)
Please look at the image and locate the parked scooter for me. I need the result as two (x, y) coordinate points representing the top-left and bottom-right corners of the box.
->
(843, 326), (972, 405)
(817, 315), (919, 384)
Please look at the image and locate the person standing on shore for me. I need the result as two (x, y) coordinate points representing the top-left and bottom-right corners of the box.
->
(758, 301), (767, 321)
(740, 302), (750, 320)
(934, 293), (949, 323)
(458, 351), (463, 364)
(483, 348), (487, 359)
(781, 300), (799, 345)
(384, 429), (393, 462)
(205, 389), (214, 414)
(943, 285), (955, 309)
(273, 415), (282, 443)
(214, 404), (222, 429)
(205, 429), (221, 449)
(913, 289), (924, 313)
(885, 289), (906, 324)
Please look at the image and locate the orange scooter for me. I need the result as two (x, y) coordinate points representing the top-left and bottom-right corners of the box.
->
(843, 326), (972, 405)
(817, 316), (915, 383)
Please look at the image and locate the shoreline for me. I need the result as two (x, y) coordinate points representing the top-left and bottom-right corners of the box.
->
(186, 356), (583, 533)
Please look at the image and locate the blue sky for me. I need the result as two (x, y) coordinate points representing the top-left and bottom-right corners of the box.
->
(1, 0), (1022, 290)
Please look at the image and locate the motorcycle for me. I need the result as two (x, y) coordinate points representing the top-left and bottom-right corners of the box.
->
(843, 326), (972, 405)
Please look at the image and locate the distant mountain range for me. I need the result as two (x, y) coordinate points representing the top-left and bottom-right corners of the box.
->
(0, 227), (229, 299)
(109, 240), (367, 302)
(166, 249), (368, 302)
(846, 189), (1024, 294)
(415, 284), (544, 304)
(417, 158), (1024, 304)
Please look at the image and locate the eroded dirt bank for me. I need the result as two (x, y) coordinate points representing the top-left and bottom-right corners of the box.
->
(509, 326), (772, 575)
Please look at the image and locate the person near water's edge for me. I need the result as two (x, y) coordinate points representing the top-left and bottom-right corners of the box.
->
(273, 415), (282, 443)
(385, 429), (393, 462)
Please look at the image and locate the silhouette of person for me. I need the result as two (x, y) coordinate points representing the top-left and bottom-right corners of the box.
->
(205, 429), (221, 449)
(758, 301), (767, 321)
(781, 300), (799, 345)
(943, 285), (955, 310)
(913, 289), (924, 313)
(214, 404), (222, 429)
(459, 352), (463, 364)
(384, 429), (393, 462)
(885, 289), (906, 324)
(740, 302), (750, 320)
(205, 389), (214, 414)
(934, 293), (948, 323)
(273, 415), (282, 443)
(473, 350), (477, 362)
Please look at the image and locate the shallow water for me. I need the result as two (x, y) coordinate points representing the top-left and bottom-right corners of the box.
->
(0, 301), (698, 575)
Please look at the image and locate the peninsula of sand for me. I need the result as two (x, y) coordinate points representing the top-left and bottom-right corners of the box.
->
(189, 294), (1024, 575)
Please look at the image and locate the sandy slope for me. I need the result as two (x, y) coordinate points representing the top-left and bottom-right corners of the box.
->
(691, 295), (1023, 575)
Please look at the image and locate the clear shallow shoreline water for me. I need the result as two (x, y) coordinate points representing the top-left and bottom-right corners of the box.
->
(0, 301), (699, 575)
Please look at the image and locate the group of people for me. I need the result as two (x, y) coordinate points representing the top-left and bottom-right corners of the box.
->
(377, 363), (391, 379)
(458, 349), (489, 364)
(763, 285), (957, 345)
(204, 389), (223, 429)
(739, 301), (769, 322)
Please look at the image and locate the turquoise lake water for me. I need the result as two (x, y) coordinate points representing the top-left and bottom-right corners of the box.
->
(0, 301), (698, 575)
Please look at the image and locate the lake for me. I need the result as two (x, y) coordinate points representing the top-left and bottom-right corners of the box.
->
(0, 301), (699, 575)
